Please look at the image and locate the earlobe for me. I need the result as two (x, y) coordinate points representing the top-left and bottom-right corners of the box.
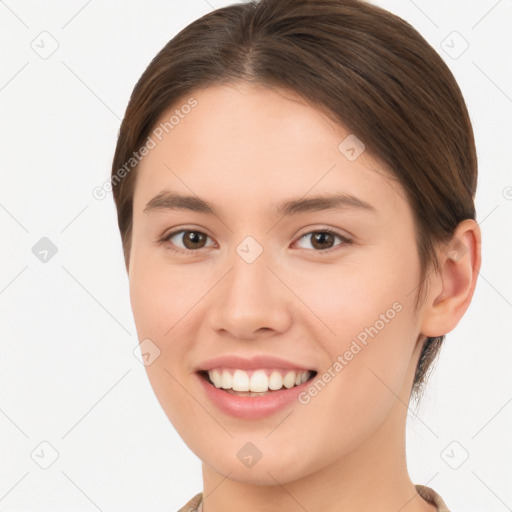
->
(420, 219), (482, 337)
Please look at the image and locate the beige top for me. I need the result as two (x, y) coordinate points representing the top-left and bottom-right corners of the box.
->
(178, 484), (451, 511)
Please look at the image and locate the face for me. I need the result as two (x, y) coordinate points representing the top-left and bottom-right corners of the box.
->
(128, 83), (427, 484)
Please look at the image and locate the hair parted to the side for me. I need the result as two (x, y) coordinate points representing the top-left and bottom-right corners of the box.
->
(110, 0), (477, 401)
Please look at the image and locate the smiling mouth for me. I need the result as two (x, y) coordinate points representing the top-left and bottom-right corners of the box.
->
(197, 370), (318, 397)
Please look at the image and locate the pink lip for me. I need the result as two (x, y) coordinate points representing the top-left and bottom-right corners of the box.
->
(196, 354), (315, 372)
(196, 371), (314, 419)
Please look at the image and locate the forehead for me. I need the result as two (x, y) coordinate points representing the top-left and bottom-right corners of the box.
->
(133, 83), (405, 217)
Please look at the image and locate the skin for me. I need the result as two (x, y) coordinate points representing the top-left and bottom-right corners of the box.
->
(128, 83), (481, 512)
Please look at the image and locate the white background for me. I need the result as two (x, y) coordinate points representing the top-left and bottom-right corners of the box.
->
(1, 0), (511, 510)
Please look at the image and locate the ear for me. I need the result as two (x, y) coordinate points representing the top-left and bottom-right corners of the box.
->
(420, 219), (482, 338)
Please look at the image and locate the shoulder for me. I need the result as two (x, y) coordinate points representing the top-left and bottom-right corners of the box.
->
(415, 484), (451, 512)
(177, 491), (203, 512)
(178, 488), (449, 512)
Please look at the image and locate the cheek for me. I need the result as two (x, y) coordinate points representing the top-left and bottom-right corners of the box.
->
(294, 247), (415, 342)
(129, 266), (200, 438)
(292, 305), (416, 467)
(129, 261), (184, 372)
(129, 253), (198, 338)
(297, 250), (418, 409)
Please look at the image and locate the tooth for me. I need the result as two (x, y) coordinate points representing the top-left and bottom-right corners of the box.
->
(207, 368), (313, 392)
(283, 371), (296, 389)
(210, 369), (222, 388)
(268, 370), (283, 390)
(221, 371), (233, 389)
(250, 370), (269, 392)
(232, 369), (250, 391)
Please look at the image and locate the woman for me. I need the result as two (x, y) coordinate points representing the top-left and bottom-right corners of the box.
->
(110, 0), (481, 510)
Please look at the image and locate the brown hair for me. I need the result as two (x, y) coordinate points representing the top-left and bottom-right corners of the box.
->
(110, 0), (477, 401)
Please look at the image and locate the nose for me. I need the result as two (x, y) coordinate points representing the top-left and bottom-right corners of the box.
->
(207, 246), (293, 340)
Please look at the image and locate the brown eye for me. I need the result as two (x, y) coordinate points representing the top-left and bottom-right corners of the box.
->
(164, 230), (214, 252)
(295, 229), (350, 252)
(182, 231), (207, 249)
(310, 232), (336, 250)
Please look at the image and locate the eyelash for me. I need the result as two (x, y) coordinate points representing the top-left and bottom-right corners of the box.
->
(157, 227), (352, 256)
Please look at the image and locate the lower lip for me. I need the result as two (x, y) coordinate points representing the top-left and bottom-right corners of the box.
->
(197, 372), (313, 419)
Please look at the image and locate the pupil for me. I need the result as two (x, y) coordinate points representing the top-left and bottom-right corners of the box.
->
(185, 231), (204, 248)
(314, 232), (333, 249)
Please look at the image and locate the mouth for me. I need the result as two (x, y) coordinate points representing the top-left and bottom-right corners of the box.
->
(197, 368), (318, 397)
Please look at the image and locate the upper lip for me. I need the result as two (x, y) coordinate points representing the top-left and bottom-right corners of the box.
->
(196, 355), (316, 372)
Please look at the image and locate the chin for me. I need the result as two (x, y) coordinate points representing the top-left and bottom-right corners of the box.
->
(201, 446), (319, 486)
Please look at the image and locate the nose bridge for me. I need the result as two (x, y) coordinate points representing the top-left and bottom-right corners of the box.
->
(207, 232), (291, 337)
(227, 234), (274, 307)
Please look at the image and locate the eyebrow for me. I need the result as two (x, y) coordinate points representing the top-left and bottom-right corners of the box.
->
(143, 190), (376, 217)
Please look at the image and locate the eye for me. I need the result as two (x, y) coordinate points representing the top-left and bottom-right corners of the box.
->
(160, 229), (216, 254)
(294, 228), (351, 253)
(158, 227), (352, 255)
